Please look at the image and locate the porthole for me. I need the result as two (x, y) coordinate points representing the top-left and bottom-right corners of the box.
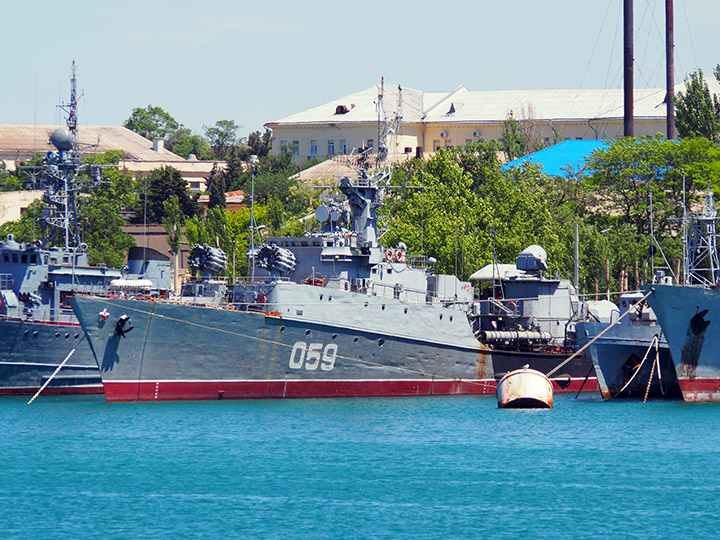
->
(439, 314), (443, 320)
(378, 338), (385, 347)
(24, 330), (29, 336)
(305, 329), (311, 336)
(353, 337), (359, 343)
(381, 305), (386, 310)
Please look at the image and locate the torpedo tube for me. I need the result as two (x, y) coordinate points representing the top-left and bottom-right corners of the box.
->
(496, 366), (554, 409)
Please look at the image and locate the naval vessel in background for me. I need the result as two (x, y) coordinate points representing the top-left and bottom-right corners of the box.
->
(72, 142), (596, 401)
(0, 63), (171, 395)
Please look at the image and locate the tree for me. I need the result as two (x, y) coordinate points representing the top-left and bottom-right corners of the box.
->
(204, 120), (239, 160)
(675, 69), (720, 141)
(501, 110), (525, 160)
(162, 195), (183, 293)
(137, 167), (200, 224)
(123, 105), (180, 140)
(166, 127), (213, 159)
(206, 164), (226, 210)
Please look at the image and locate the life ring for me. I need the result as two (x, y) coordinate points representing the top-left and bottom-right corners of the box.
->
(395, 250), (405, 263)
(385, 249), (394, 262)
(505, 300), (517, 311)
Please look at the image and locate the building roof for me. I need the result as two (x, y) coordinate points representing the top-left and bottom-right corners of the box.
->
(267, 78), (720, 127)
(504, 139), (609, 177)
(266, 85), (425, 126)
(0, 124), (186, 162)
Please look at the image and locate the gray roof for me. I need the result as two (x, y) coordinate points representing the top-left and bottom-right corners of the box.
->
(268, 78), (720, 127)
(0, 124), (186, 162)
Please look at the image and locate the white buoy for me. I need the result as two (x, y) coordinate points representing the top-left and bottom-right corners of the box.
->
(496, 367), (554, 409)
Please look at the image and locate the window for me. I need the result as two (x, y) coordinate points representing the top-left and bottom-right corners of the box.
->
(310, 140), (317, 157)
(444, 139), (451, 148)
(367, 139), (374, 148)
(292, 140), (300, 156)
(433, 140), (441, 151)
(280, 140), (288, 154)
(328, 140), (335, 155)
(340, 140), (347, 154)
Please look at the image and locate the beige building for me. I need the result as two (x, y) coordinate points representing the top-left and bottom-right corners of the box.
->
(266, 79), (720, 164)
(0, 124), (222, 192)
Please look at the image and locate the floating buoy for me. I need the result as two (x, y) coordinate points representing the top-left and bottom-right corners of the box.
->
(496, 366), (553, 409)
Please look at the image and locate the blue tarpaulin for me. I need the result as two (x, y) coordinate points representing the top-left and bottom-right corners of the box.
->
(504, 139), (609, 177)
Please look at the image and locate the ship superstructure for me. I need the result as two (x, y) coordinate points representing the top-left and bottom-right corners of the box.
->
(0, 63), (170, 395)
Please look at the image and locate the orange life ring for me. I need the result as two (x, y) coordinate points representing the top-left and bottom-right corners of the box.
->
(395, 250), (404, 263)
(385, 249), (394, 262)
(505, 300), (517, 311)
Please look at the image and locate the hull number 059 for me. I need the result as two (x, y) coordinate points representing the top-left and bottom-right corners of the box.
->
(289, 342), (338, 371)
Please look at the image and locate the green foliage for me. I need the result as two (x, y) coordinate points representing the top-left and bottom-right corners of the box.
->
(0, 162), (23, 192)
(0, 200), (44, 242)
(382, 148), (569, 280)
(585, 136), (719, 237)
(162, 195), (183, 255)
(501, 110), (524, 160)
(185, 205), (268, 280)
(675, 69), (720, 141)
(166, 128), (213, 159)
(83, 150), (124, 165)
(206, 165), (226, 210)
(136, 167), (200, 224)
(123, 105), (180, 140)
(204, 120), (240, 160)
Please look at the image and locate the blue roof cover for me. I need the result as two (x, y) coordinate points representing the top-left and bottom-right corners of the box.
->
(504, 139), (609, 177)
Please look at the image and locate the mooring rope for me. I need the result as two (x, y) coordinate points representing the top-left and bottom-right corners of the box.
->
(27, 334), (86, 404)
(642, 336), (659, 404)
(547, 288), (654, 378)
(609, 334), (658, 399)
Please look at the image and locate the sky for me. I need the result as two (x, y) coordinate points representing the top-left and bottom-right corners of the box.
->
(2, 0), (719, 139)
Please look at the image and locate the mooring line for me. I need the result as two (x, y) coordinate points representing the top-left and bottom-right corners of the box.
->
(27, 335), (86, 404)
(547, 288), (654, 378)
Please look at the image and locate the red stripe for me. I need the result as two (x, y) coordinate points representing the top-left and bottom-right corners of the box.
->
(103, 377), (598, 402)
(679, 379), (720, 402)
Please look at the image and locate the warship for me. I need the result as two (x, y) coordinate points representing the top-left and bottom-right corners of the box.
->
(71, 146), (596, 401)
(0, 63), (170, 396)
(577, 191), (719, 402)
(641, 193), (720, 402)
(576, 291), (681, 400)
(644, 284), (720, 402)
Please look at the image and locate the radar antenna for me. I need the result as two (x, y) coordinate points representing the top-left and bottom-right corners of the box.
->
(24, 61), (103, 250)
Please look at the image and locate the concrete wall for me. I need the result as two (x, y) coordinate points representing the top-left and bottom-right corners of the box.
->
(0, 190), (43, 225)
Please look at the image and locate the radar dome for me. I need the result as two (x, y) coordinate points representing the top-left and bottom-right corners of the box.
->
(516, 245), (548, 271)
(50, 127), (73, 151)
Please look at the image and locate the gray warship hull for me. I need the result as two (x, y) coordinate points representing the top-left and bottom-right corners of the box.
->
(0, 318), (101, 395)
(576, 321), (680, 399)
(644, 284), (720, 402)
(71, 284), (595, 401)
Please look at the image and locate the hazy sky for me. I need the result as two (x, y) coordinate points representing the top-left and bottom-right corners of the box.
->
(2, 0), (718, 138)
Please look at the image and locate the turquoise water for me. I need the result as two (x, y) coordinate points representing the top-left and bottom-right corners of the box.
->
(2, 394), (719, 539)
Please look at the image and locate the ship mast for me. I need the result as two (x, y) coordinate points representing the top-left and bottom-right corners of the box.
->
(665, 0), (675, 139)
(623, 0), (634, 137)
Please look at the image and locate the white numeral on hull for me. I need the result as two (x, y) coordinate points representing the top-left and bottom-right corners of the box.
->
(289, 342), (338, 371)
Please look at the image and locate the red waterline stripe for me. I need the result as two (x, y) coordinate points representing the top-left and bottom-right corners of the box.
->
(679, 378), (720, 402)
(102, 377), (598, 402)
